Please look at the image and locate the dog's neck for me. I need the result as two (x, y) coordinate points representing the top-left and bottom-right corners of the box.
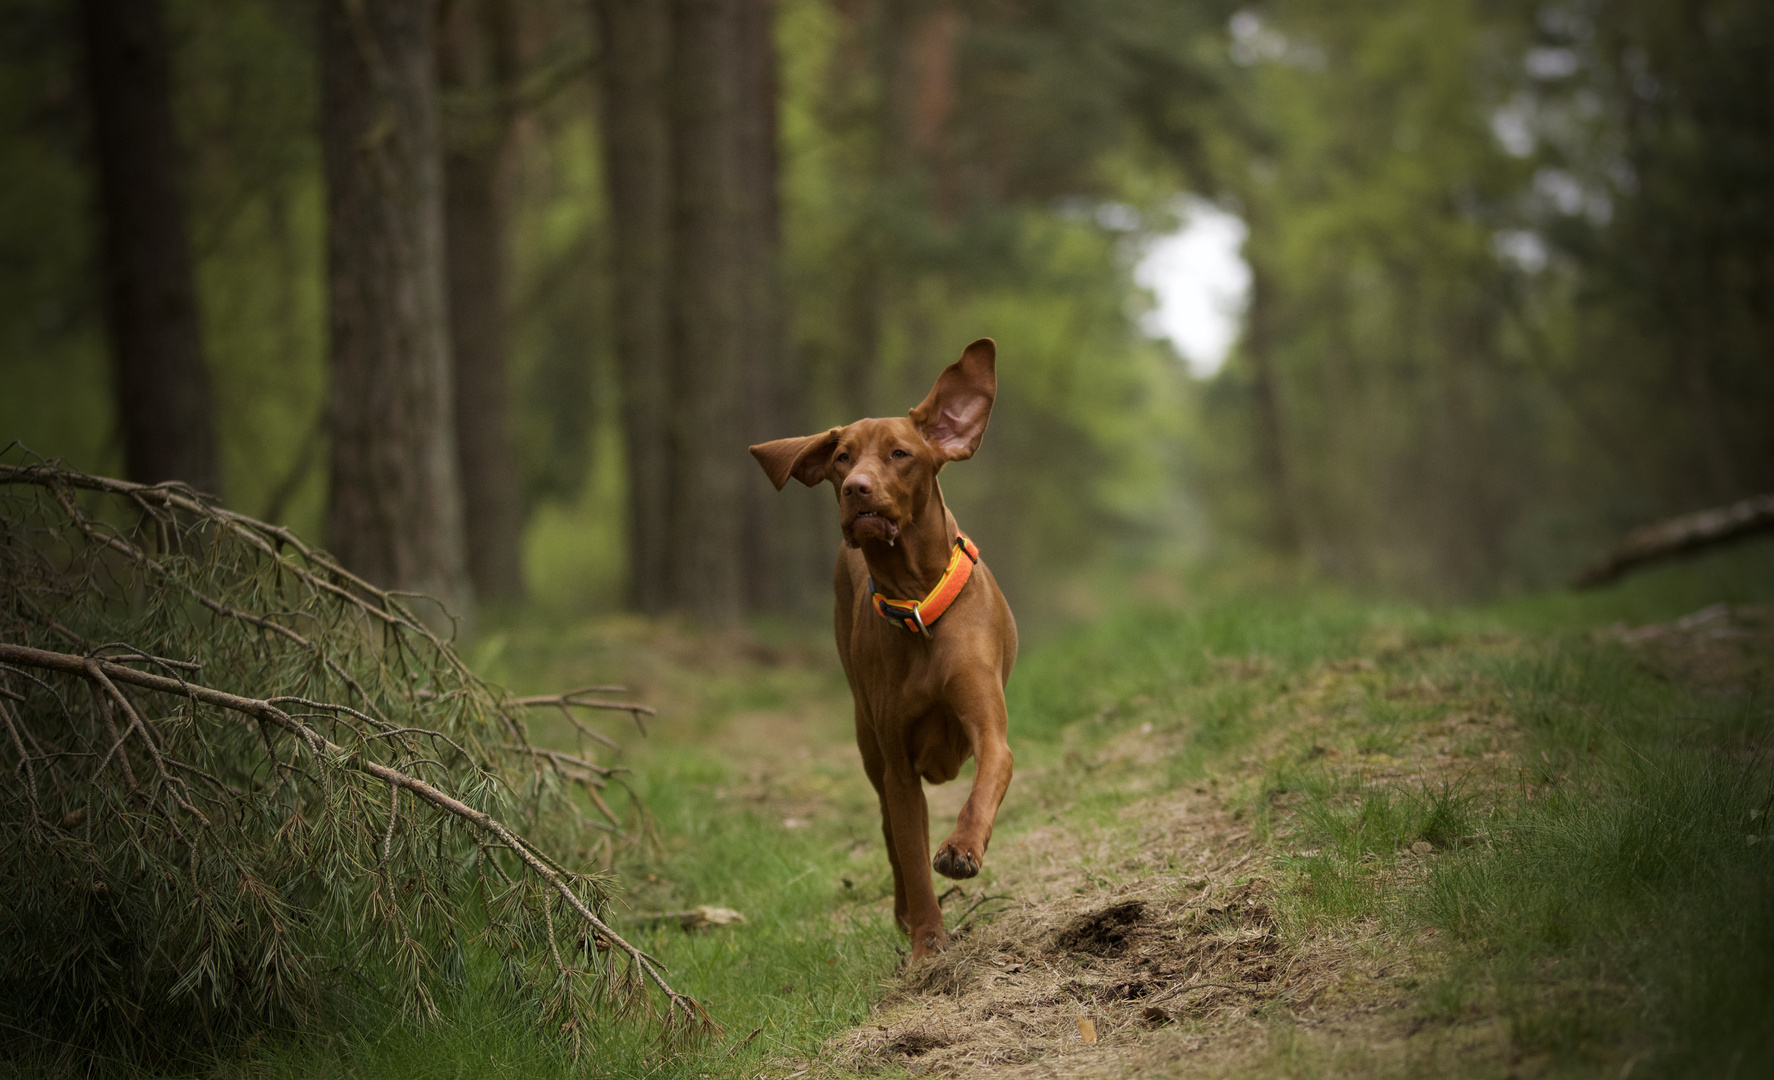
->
(857, 483), (957, 602)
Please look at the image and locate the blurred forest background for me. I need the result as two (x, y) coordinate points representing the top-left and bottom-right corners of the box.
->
(2, 0), (1769, 633)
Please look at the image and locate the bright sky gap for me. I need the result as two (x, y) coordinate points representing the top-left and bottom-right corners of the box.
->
(1134, 197), (1251, 378)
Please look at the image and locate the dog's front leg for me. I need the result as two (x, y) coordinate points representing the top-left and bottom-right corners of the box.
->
(881, 763), (947, 959)
(933, 674), (1013, 881)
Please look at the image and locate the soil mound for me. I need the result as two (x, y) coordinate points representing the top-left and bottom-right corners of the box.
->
(1053, 901), (1148, 957)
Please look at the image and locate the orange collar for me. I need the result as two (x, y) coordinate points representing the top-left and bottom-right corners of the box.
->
(869, 532), (980, 636)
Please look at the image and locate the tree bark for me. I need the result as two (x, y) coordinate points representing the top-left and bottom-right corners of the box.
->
(833, 0), (912, 422)
(841, 266), (884, 420)
(596, 0), (676, 615)
(829, 0), (951, 423)
(1679, 319), (1741, 503)
(318, 0), (469, 611)
(439, 0), (524, 603)
(1244, 255), (1300, 557)
(733, 0), (801, 611)
(79, 0), (221, 498)
(667, 0), (745, 621)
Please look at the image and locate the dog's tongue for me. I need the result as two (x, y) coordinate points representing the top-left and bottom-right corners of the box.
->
(851, 514), (900, 545)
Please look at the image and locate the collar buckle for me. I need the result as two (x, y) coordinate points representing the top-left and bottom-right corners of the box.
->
(868, 530), (978, 636)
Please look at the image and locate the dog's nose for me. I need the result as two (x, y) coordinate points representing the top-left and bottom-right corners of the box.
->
(843, 473), (874, 499)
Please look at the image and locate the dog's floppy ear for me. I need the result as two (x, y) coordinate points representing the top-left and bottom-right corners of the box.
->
(749, 429), (842, 491)
(910, 338), (996, 462)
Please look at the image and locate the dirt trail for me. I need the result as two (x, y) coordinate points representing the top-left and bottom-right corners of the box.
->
(797, 654), (1533, 1077)
(818, 779), (1471, 1074)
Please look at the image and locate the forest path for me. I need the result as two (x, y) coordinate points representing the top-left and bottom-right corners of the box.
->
(797, 651), (1528, 1078)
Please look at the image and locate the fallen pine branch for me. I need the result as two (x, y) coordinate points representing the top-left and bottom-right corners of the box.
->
(0, 452), (711, 1062)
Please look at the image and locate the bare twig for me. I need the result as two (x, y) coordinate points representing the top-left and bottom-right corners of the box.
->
(0, 699), (40, 828)
(499, 744), (616, 780)
(517, 691), (655, 719)
(85, 659), (208, 826)
(88, 646), (203, 673)
(953, 893), (1016, 930)
(89, 681), (140, 795)
(382, 781), (399, 862)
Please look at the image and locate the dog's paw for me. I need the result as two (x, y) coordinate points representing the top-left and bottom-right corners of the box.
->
(911, 926), (950, 961)
(932, 842), (980, 880)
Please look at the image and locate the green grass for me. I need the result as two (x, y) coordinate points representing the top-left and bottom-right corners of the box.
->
(151, 753), (906, 1080)
(41, 539), (1774, 1077)
(1402, 650), (1774, 1077)
(1004, 586), (1390, 743)
(1254, 543), (1774, 1077)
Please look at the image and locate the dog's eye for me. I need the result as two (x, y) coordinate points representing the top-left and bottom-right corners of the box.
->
(836, 452), (850, 463)
(891, 449), (909, 459)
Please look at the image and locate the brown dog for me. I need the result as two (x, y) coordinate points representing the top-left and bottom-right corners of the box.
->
(750, 338), (1015, 960)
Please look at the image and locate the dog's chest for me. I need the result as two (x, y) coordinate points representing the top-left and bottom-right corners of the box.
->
(844, 621), (952, 713)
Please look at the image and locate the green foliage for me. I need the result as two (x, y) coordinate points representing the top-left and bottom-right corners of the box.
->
(3, 0), (1770, 616)
(1197, 0), (1546, 592)
(775, 0), (1231, 622)
(1197, 0), (1774, 596)
(1532, 0), (1774, 510)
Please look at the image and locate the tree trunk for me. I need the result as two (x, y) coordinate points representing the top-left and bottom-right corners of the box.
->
(841, 266), (884, 419)
(733, 0), (800, 611)
(833, 0), (912, 422)
(439, 0), (524, 603)
(79, 0), (220, 498)
(1244, 256), (1300, 557)
(830, 0), (948, 423)
(1680, 329), (1741, 504)
(318, 0), (469, 612)
(667, 0), (745, 622)
(596, 0), (676, 615)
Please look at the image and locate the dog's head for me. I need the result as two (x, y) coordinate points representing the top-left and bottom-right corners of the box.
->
(749, 338), (997, 548)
